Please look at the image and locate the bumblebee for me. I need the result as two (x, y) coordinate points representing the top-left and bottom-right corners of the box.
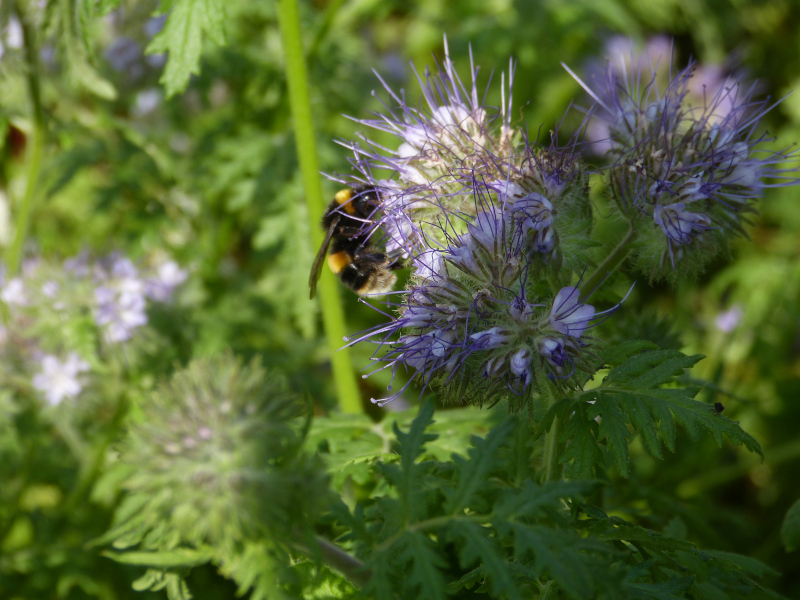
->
(308, 186), (402, 299)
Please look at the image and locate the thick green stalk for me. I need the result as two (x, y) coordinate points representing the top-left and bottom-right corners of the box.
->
(277, 0), (362, 414)
(579, 224), (636, 297)
(541, 379), (563, 483)
(6, 0), (46, 277)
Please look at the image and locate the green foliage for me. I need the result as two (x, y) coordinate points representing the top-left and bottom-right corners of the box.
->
(552, 347), (763, 478)
(781, 499), (800, 553)
(100, 353), (329, 598)
(325, 403), (777, 600)
(1, 0), (799, 597)
(146, 0), (227, 97)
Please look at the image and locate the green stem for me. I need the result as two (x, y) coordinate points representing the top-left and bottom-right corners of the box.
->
(314, 535), (371, 589)
(541, 380), (562, 483)
(277, 0), (362, 414)
(579, 223), (636, 297)
(290, 532), (370, 589)
(6, 0), (46, 277)
(62, 392), (130, 513)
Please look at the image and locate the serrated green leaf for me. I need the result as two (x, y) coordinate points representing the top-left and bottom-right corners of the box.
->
(647, 388), (762, 456)
(403, 531), (448, 600)
(146, 0), (227, 97)
(449, 521), (523, 600)
(781, 498), (800, 552)
(560, 402), (603, 479)
(592, 396), (632, 476)
(362, 556), (397, 600)
(699, 549), (780, 578)
(511, 525), (593, 599)
(131, 569), (161, 592)
(623, 576), (695, 599)
(166, 574), (193, 600)
(102, 547), (215, 568)
(595, 521), (694, 553)
(605, 349), (703, 387)
(579, 350), (762, 470)
(444, 417), (514, 514)
(494, 480), (596, 522)
(599, 339), (659, 365)
(391, 401), (438, 521)
(534, 397), (572, 439)
(621, 392), (663, 459)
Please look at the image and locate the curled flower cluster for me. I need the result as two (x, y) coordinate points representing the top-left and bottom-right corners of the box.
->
(568, 46), (799, 278)
(348, 190), (625, 405)
(339, 50), (611, 403)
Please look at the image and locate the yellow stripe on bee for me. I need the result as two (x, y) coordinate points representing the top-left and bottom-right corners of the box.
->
(335, 189), (357, 215)
(327, 251), (351, 274)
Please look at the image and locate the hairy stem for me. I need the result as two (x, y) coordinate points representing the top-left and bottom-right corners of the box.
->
(314, 535), (371, 588)
(63, 392), (130, 513)
(542, 380), (563, 483)
(6, 0), (46, 277)
(277, 0), (362, 414)
(292, 533), (371, 589)
(579, 223), (636, 296)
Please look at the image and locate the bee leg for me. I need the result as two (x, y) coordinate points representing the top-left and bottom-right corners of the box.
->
(337, 225), (370, 237)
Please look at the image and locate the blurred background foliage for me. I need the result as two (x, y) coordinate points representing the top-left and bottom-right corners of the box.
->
(1, 0), (799, 597)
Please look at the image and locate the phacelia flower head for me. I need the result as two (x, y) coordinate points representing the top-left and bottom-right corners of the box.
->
(342, 37), (593, 266)
(335, 41), (629, 411)
(566, 43), (799, 279)
(346, 189), (627, 408)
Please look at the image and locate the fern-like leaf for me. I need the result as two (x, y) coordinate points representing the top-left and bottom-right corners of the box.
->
(573, 349), (762, 477)
(560, 401), (605, 479)
(444, 417), (515, 515)
(447, 521), (523, 600)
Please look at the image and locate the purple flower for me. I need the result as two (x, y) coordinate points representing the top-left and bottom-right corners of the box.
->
(1, 277), (27, 306)
(653, 203), (713, 247)
(550, 286), (595, 338)
(332, 41), (627, 407)
(95, 285), (148, 343)
(145, 260), (189, 302)
(538, 337), (568, 369)
(714, 305), (743, 333)
(94, 256), (148, 343)
(565, 41), (799, 274)
(32, 353), (90, 406)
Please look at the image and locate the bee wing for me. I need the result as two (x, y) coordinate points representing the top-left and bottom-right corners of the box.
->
(308, 216), (340, 299)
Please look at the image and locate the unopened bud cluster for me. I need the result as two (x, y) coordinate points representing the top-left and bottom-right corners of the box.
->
(114, 354), (327, 551)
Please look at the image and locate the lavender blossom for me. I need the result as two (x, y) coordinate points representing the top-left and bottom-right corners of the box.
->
(32, 353), (90, 406)
(340, 37), (590, 265)
(94, 258), (148, 343)
(1, 277), (28, 306)
(144, 260), (189, 302)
